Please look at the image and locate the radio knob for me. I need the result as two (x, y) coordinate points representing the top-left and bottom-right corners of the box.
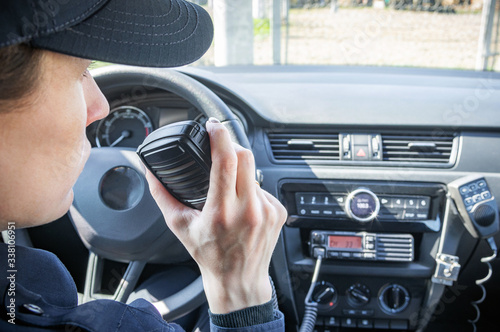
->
(345, 188), (380, 223)
(346, 284), (371, 307)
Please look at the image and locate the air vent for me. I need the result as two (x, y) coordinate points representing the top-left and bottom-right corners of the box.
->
(267, 131), (340, 162)
(381, 133), (455, 164)
(376, 235), (414, 262)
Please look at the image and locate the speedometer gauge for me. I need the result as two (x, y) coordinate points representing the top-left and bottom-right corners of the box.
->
(96, 106), (153, 148)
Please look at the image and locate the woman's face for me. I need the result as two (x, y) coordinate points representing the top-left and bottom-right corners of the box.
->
(0, 51), (109, 229)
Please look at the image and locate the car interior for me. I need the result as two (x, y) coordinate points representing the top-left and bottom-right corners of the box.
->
(2, 1), (500, 332)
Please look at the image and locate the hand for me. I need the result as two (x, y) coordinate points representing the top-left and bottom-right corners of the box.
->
(144, 118), (287, 314)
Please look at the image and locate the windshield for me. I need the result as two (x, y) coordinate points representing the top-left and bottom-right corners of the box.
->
(190, 0), (500, 71)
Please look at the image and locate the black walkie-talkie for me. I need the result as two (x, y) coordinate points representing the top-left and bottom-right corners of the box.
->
(137, 120), (211, 210)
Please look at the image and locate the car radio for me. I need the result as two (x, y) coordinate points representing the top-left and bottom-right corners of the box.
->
(310, 230), (414, 262)
(296, 189), (431, 223)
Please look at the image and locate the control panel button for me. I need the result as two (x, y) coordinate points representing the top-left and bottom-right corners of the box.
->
(482, 191), (492, 200)
(324, 317), (340, 327)
(341, 318), (356, 328)
(472, 194), (482, 203)
(460, 187), (469, 195)
(360, 309), (374, 316)
(357, 319), (373, 328)
(353, 145), (369, 160)
(343, 309), (358, 316)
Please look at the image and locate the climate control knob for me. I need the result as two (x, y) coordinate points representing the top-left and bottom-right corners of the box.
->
(345, 188), (380, 223)
(346, 283), (371, 307)
(378, 284), (410, 314)
(312, 281), (337, 306)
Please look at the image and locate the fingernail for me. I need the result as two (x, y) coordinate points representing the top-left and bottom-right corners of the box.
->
(207, 117), (220, 124)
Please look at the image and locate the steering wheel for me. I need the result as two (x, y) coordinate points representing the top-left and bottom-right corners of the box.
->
(68, 65), (250, 321)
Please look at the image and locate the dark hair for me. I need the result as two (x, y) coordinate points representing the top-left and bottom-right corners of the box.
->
(0, 44), (43, 109)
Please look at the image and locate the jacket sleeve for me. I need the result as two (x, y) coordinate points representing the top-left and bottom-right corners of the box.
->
(210, 311), (285, 332)
(208, 300), (285, 332)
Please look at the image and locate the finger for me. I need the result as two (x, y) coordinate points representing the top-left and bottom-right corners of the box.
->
(233, 143), (257, 199)
(261, 189), (288, 226)
(205, 118), (238, 204)
(144, 168), (192, 231)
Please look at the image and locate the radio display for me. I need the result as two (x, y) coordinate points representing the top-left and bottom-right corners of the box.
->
(328, 235), (362, 249)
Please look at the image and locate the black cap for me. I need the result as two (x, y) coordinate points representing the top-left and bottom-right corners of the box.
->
(0, 0), (213, 67)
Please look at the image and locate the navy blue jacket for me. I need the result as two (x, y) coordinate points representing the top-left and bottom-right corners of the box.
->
(0, 244), (284, 332)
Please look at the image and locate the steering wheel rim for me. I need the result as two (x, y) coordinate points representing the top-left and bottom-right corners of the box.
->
(68, 65), (250, 320)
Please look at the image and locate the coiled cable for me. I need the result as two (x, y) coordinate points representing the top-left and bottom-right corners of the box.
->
(299, 254), (323, 332)
(468, 237), (497, 332)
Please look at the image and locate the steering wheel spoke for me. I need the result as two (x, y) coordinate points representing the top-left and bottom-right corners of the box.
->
(83, 252), (146, 303)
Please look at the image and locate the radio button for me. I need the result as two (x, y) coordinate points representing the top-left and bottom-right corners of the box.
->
(366, 243), (375, 250)
(341, 252), (352, 259)
(328, 251), (340, 258)
(393, 198), (404, 208)
(379, 197), (391, 207)
(363, 252), (376, 260)
(352, 253), (363, 259)
(404, 212), (416, 219)
(405, 199), (416, 209)
(416, 213), (428, 219)
(417, 197), (430, 209)
(335, 196), (345, 205)
(323, 210), (333, 216)
(335, 210), (347, 216)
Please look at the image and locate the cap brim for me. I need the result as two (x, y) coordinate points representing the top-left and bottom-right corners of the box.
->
(31, 0), (213, 67)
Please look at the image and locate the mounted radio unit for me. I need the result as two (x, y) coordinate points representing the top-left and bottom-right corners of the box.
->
(310, 230), (414, 262)
(280, 180), (445, 233)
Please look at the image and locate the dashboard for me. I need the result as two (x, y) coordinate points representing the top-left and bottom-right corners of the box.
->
(43, 65), (500, 331)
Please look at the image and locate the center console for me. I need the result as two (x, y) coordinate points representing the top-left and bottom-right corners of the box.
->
(279, 180), (448, 331)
